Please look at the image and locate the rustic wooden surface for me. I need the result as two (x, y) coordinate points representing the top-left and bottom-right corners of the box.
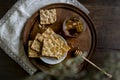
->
(0, 0), (120, 80)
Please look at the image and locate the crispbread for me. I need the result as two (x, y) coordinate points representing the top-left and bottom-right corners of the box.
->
(41, 28), (70, 59)
(30, 28), (70, 59)
(28, 41), (39, 58)
(37, 28), (54, 42)
(42, 28), (55, 38)
(31, 33), (42, 52)
(40, 9), (57, 24)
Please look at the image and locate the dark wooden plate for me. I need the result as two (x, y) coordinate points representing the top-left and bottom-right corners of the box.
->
(22, 3), (96, 74)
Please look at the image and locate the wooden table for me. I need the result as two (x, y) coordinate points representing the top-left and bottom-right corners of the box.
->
(0, 0), (120, 80)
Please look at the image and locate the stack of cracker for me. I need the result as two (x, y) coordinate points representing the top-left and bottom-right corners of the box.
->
(28, 28), (70, 59)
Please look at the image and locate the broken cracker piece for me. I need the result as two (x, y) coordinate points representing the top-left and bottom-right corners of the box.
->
(38, 24), (47, 30)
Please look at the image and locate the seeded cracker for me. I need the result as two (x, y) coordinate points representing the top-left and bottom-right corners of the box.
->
(40, 9), (57, 24)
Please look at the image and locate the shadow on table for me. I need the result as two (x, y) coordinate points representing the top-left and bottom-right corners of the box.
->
(0, 48), (28, 80)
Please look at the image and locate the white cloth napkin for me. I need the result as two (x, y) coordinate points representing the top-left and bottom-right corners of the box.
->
(0, 0), (89, 75)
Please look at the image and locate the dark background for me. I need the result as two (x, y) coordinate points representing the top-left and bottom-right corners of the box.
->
(0, 0), (120, 80)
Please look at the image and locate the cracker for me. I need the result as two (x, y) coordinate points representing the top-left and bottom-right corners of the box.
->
(42, 28), (55, 38)
(37, 28), (55, 42)
(31, 33), (42, 52)
(37, 33), (44, 42)
(28, 41), (39, 58)
(41, 28), (70, 59)
(30, 28), (70, 59)
(40, 9), (57, 24)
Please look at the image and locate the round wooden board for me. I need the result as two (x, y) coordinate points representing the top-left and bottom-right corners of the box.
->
(22, 3), (96, 74)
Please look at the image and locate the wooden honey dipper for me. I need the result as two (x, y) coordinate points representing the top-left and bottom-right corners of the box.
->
(75, 50), (112, 78)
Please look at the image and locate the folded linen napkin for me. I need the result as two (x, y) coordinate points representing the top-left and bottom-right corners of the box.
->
(0, 0), (89, 75)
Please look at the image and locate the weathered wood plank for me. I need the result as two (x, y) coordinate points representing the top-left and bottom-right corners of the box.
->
(79, 0), (120, 49)
(0, 0), (120, 80)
